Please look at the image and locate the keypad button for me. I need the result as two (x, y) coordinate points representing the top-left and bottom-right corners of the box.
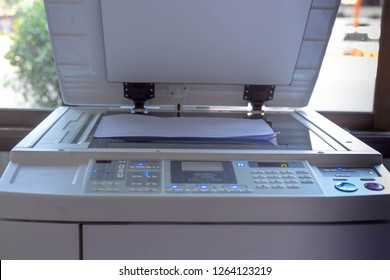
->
(255, 179), (269, 184)
(282, 175), (296, 179)
(287, 185), (300, 189)
(298, 175), (312, 179)
(301, 179), (315, 184)
(271, 185), (285, 189)
(341, 169), (355, 172)
(335, 174), (350, 177)
(256, 184), (270, 189)
(266, 170), (279, 174)
(284, 180), (298, 184)
(323, 169), (338, 172)
(268, 175), (281, 179)
(360, 178), (375, 181)
(255, 175), (268, 179)
(333, 178), (348, 181)
(269, 179), (283, 184)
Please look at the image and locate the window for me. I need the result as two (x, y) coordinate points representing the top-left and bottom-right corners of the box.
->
(309, 0), (383, 112)
(0, 0), (60, 109)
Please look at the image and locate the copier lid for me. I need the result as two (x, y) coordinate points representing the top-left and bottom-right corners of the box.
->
(45, 0), (340, 107)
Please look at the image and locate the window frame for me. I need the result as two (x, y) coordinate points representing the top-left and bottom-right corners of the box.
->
(373, 0), (390, 131)
(324, 1), (390, 131)
(0, 109), (51, 151)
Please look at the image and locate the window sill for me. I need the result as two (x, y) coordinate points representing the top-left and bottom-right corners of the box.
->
(0, 108), (52, 151)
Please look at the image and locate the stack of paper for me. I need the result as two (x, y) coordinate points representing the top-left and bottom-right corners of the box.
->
(94, 114), (277, 141)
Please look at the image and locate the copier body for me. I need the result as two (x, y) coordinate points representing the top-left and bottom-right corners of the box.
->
(1, 0), (390, 259)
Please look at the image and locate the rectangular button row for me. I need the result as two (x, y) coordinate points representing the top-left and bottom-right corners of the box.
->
(91, 187), (160, 193)
(252, 174), (297, 179)
(128, 182), (159, 186)
(323, 168), (355, 172)
(165, 188), (254, 193)
(128, 161), (161, 169)
(92, 181), (120, 186)
(251, 169), (310, 175)
(129, 165), (161, 169)
(254, 179), (314, 184)
(91, 187), (120, 192)
(256, 184), (301, 189)
(127, 187), (159, 192)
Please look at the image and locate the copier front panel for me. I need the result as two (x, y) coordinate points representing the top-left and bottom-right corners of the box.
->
(85, 159), (324, 196)
(85, 158), (388, 198)
(1, 137), (389, 224)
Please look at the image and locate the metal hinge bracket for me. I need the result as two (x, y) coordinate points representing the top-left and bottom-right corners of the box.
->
(123, 83), (155, 114)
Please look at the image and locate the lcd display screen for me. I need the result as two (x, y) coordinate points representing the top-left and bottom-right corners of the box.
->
(171, 161), (237, 184)
(182, 162), (224, 172)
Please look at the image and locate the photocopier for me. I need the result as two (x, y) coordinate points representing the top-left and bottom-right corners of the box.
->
(1, 0), (390, 259)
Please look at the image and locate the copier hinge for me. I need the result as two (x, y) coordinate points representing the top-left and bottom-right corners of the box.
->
(123, 83), (155, 114)
(243, 85), (275, 118)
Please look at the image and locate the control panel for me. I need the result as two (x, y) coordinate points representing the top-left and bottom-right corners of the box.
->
(87, 160), (162, 193)
(85, 159), (331, 196)
(85, 159), (386, 195)
(318, 167), (385, 193)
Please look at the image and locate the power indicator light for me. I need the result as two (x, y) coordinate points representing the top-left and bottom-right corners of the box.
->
(236, 162), (245, 167)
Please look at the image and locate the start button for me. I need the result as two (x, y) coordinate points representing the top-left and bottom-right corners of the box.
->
(335, 182), (358, 192)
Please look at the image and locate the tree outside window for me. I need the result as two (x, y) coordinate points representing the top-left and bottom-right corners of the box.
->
(1, 0), (60, 108)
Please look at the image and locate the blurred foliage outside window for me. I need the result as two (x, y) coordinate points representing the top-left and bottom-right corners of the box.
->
(1, 0), (61, 108)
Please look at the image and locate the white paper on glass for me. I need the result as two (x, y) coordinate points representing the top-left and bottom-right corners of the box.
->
(94, 114), (277, 140)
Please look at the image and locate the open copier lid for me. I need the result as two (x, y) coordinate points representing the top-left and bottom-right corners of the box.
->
(45, 0), (340, 108)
